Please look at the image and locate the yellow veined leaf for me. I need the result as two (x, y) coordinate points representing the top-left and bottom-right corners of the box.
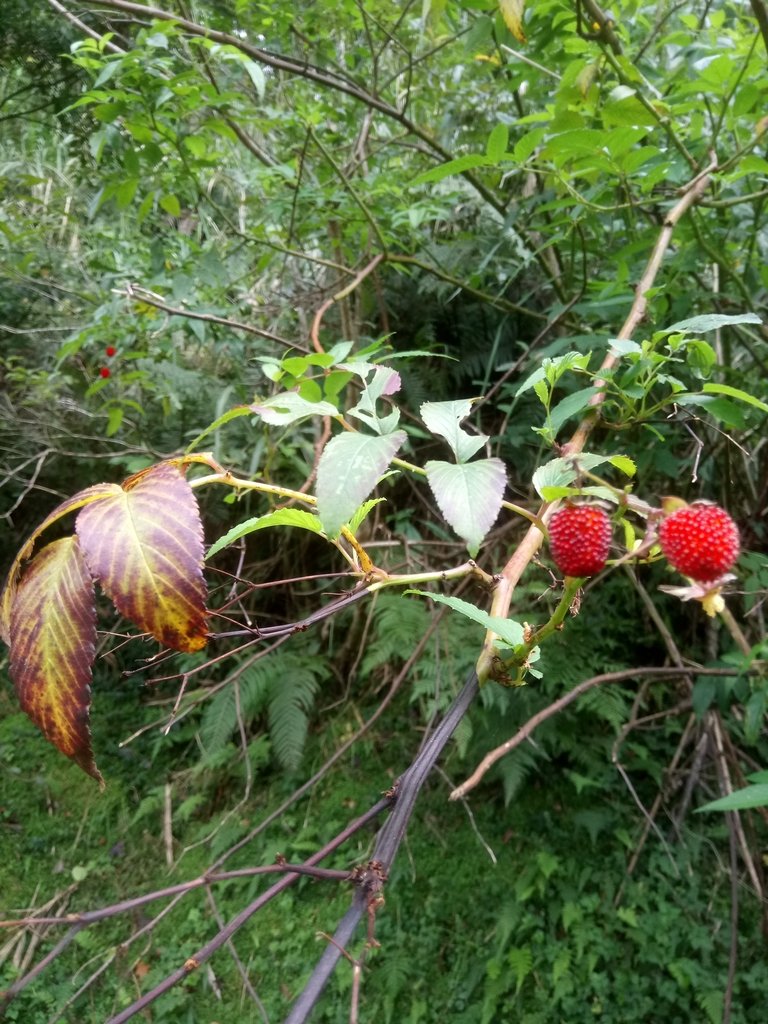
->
(76, 461), (209, 652)
(0, 482), (118, 644)
(576, 62), (600, 97)
(499, 0), (527, 43)
(9, 536), (102, 784)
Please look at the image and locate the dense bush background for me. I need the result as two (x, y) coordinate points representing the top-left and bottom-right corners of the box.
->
(1, 1), (767, 1021)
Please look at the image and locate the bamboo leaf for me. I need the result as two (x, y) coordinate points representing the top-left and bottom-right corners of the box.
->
(9, 536), (102, 784)
(76, 462), (208, 652)
(696, 784), (768, 812)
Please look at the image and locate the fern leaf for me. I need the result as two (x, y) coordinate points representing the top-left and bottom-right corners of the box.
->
(200, 685), (239, 754)
(500, 744), (539, 805)
(697, 989), (723, 1024)
(507, 945), (533, 993)
(199, 660), (274, 754)
(268, 663), (319, 770)
(580, 685), (629, 729)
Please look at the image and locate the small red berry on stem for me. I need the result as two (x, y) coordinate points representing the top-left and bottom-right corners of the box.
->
(105, 346), (117, 357)
(658, 501), (739, 583)
(99, 367), (111, 379)
(548, 504), (612, 578)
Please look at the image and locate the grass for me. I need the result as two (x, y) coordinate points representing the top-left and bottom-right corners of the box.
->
(1, 650), (767, 1024)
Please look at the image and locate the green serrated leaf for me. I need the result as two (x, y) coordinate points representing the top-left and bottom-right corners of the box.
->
(425, 458), (506, 556)
(206, 509), (323, 560)
(608, 338), (642, 356)
(531, 453), (629, 499)
(317, 431), (405, 538)
(420, 399), (487, 463)
(184, 405), (255, 453)
(251, 392), (338, 425)
(684, 339), (716, 378)
(347, 498), (384, 536)
(607, 455), (636, 476)
(533, 379), (550, 408)
(405, 590), (524, 647)
(539, 485), (617, 502)
(516, 352), (591, 397)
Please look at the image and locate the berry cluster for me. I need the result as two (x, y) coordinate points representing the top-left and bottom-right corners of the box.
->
(547, 498), (740, 591)
(99, 345), (117, 379)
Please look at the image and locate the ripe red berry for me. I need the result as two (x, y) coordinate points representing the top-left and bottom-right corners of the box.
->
(99, 367), (111, 379)
(658, 502), (740, 583)
(548, 504), (612, 577)
(105, 346), (117, 357)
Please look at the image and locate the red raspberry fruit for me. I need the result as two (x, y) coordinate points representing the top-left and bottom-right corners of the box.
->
(105, 346), (117, 357)
(658, 502), (740, 583)
(548, 504), (612, 578)
(99, 367), (111, 379)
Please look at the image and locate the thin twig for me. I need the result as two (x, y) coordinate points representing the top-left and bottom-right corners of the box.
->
(449, 666), (734, 801)
(119, 284), (302, 350)
(103, 798), (392, 1024)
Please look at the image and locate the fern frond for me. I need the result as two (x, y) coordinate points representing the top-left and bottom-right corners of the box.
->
(200, 686), (238, 755)
(508, 945), (533, 993)
(697, 989), (723, 1024)
(580, 685), (630, 729)
(268, 659), (320, 770)
(199, 661), (273, 754)
(500, 743), (539, 805)
(360, 594), (431, 678)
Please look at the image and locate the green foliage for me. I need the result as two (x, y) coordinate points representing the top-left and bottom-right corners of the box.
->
(2, 0), (768, 1020)
(200, 648), (323, 770)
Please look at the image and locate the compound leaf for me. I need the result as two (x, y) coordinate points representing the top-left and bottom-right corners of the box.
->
(9, 536), (102, 784)
(76, 462), (208, 652)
